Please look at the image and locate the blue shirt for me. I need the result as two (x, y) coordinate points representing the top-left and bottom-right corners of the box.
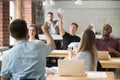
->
(76, 51), (97, 71)
(1, 40), (51, 80)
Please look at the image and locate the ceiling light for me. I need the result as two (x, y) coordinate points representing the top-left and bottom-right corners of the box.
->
(50, 0), (55, 5)
(43, 0), (50, 6)
(75, 0), (83, 5)
(43, 0), (55, 6)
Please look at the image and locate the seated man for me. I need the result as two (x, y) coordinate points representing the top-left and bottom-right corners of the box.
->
(87, 24), (120, 57)
(57, 13), (80, 50)
(96, 24), (120, 57)
(96, 24), (120, 71)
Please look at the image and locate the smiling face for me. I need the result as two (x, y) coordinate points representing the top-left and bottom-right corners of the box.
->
(69, 23), (78, 35)
(102, 24), (112, 37)
(28, 26), (36, 38)
(47, 13), (53, 22)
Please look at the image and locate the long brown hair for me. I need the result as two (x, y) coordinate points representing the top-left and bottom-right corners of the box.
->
(77, 29), (97, 70)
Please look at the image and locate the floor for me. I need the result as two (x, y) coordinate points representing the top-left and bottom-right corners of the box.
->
(115, 69), (120, 80)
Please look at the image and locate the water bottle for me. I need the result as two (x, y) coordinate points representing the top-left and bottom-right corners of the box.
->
(68, 47), (72, 60)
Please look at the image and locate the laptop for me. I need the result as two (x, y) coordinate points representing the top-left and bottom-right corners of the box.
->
(58, 59), (86, 77)
(98, 51), (110, 60)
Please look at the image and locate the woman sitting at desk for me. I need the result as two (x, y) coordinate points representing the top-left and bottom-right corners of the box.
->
(75, 29), (98, 71)
(28, 24), (41, 43)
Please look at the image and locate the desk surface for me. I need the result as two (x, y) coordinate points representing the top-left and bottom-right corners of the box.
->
(99, 58), (120, 68)
(39, 35), (102, 40)
(46, 72), (114, 80)
(39, 35), (62, 40)
(49, 50), (68, 57)
(49, 50), (120, 68)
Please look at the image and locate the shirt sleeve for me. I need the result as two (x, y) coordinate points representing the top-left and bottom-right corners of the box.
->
(43, 44), (51, 55)
(116, 39), (120, 52)
(76, 53), (86, 60)
(1, 54), (11, 78)
(36, 42), (51, 56)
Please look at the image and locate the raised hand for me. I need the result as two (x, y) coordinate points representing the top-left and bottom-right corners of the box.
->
(57, 13), (63, 21)
(42, 22), (49, 33)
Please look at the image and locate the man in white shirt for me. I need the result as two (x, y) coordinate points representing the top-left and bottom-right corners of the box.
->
(47, 12), (59, 35)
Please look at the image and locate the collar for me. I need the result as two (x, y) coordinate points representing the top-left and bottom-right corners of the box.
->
(102, 37), (111, 41)
(16, 40), (28, 45)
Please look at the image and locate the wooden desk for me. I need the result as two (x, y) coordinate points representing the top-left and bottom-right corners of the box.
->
(39, 35), (62, 40)
(99, 58), (120, 68)
(49, 50), (120, 68)
(46, 72), (114, 80)
(48, 50), (68, 57)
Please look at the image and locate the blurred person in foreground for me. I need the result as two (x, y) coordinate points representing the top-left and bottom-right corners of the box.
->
(1, 19), (55, 80)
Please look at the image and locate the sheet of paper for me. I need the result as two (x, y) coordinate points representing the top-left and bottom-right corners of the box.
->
(46, 67), (58, 74)
(112, 59), (120, 62)
(87, 72), (107, 78)
(52, 50), (67, 53)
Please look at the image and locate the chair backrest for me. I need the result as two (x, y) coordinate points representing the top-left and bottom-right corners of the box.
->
(98, 51), (110, 60)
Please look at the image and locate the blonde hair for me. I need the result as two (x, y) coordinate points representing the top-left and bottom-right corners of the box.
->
(77, 29), (97, 70)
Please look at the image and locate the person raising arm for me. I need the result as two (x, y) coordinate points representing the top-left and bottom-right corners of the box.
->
(42, 22), (56, 50)
(1, 19), (55, 80)
(57, 13), (80, 50)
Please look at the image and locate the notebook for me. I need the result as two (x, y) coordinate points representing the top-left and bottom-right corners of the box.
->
(58, 59), (86, 77)
(98, 51), (110, 60)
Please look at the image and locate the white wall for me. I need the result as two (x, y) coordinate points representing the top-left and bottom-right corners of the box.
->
(10, 1), (16, 45)
(44, 1), (120, 38)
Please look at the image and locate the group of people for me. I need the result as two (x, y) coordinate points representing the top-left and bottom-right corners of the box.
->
(0, 12), (120, 80)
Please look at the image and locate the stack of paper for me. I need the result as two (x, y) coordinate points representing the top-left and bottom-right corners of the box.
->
(87, 72), (107, 78)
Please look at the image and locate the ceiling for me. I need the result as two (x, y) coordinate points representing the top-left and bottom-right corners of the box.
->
(50, 0), (120, 1)
(9, 0), (120, 2)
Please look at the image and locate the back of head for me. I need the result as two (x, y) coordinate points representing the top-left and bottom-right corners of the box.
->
(80, 29), (95, 51)
(9, 19), (27, 39)
(77, 29), (97, 71)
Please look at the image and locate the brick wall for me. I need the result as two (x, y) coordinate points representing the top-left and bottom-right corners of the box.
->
(22, 0), (34, 27)
(0, 0), (36, 46)
(0, 1), (9, 46)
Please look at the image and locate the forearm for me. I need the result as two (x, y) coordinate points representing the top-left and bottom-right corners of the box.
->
(58, 20), (65, 36)
(44, 30), (56, 50)
(1, 77), (10, 80)
(114, 50), (120, 57)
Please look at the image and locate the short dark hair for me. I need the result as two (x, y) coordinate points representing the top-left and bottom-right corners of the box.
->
(47, 12), (53, 16)
(71, 23), (78, 28)
(9, 19), (28, 39)
(104, 24), (112, 30)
